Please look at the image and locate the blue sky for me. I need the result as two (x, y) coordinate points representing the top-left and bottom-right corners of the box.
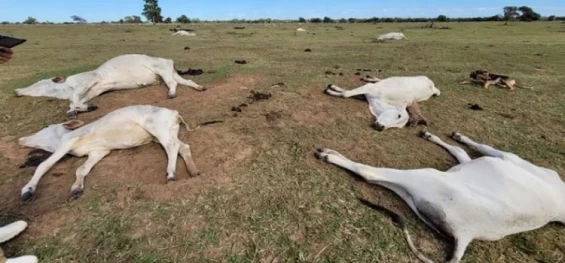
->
(1, 0), (564, 22)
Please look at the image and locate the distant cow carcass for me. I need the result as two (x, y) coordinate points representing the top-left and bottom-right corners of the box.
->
(173, 30), (196, 36)
(14, 54), (206, 119)
(18, 105), (201, 202)
(377, 32), (406, 41)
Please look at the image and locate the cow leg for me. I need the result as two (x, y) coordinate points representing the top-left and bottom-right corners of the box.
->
(315, 148), (422, 186)
(21, 140), (76, 202)
(172, 71), (206, 91)
(451, 132), (511, 159)
(70, 150), (110, 199)
(447, 237), (472, 263)
(420, 132), (471, 163)
(360, 76), (381, 83)
(179, 142), (200, 177)
(325, 84), (372, 98)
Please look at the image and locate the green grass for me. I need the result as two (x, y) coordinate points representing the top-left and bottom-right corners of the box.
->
(1, 22), (565, 262)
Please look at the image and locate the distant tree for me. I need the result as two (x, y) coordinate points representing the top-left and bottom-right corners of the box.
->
(310, 18), (322, 23)
(548, 15), (556, 21)
(348, 18), (357, 23)
(192, 18), (201, 23)
(176, 15), (190, 23)
(437, 15), (447, 22)
(132, 15), (142, 23)
(22, 17), (38, 24)
(298, 17), (306, 23)
(164, 17), (172, 23)
(142, 0), (163, 23)
(323, 16), (334, 23)
(71, 15), (87, 24)
(124, 16), (134, 23)
(338, 18), (347, 23)
(518, 6), (540, 22)
(1, 21), (10, 25)
(503, 6), (518, 25)
(119, 19), (125, 24)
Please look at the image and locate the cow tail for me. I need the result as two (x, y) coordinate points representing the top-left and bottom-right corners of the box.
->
(357, 198), (435, 263)
(178, 115), (200, 132)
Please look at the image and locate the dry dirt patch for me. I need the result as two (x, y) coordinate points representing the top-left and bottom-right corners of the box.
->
(0, 75), (260, 227)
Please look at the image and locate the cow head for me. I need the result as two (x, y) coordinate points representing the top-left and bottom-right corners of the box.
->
(19, 120), (84, 152)
(14, 76), (73, 100)
(372, 109), (410, 131)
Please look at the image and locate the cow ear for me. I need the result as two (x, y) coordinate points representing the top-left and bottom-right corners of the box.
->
(62, 120), (84, 130)
(52, 76), (65, 83)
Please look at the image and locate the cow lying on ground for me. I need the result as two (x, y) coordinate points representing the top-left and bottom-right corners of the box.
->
(359, 75), (429, 127)
(14, 54), (206, 119)
(377, 32), (406, 41)
(316, 131), (565, 263)
(324, 76), (440, 131)
(172, 30), (196, 36)
(18, 105), (200, 202)
(0, 221), (37, 263)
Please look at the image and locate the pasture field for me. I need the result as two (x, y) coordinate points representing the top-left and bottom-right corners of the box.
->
(1, 22), (565, 262)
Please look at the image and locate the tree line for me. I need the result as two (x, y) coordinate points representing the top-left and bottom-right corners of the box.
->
(2, 3), (564, 25)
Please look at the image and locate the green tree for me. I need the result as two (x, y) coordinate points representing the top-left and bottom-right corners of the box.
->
(298, 17), (306, 23)
(518, 6), (540, 22)
(548, 15), (556, 21)
(503, 6), (518, 25)
(71, 15), (87, 24)
(176, 15), (190, 24)
(23, 17), (38, 24)
(142, 0), (163, 23)
(310, 18), (322, 23)
(437, 15), (447, 22)
(164, 17), (172, 23)
(323, 16), (334, 23)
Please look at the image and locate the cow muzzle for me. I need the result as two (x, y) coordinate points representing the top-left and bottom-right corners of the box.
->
(371, 123), (385, 132)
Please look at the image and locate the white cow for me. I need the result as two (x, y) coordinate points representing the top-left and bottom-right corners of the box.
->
(316, 131), (565, 263)
(18, 105), (200, 202)
(0, 221), (38, 263)
(296, 28), (307, 32)
(14, 54), (206, 119)
(377, 32), (406, 41)
(172, 30), (196, 36)
(324, 76), (440, 131)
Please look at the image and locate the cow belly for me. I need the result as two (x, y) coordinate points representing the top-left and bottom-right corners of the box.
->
(71, 124), (153, 155)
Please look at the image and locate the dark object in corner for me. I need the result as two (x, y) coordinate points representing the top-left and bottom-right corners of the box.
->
(235, 60), (248, 64)
(304, 48), (312, 52)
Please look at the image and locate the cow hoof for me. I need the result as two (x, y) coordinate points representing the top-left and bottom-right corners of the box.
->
(166, 177), (175, 183)
(87, 105), (99, 112)
(167, 94), (177, 99)
(451, 132), (462, 141)
(314, 148), (328, 161)
(20, 191), (35, 203)
(200, 87), (207, 91)
(190, 172), (201, 177)
(419, 131), (431, 139)
(69, 189), (83, 200)
(65, 111), (78, 120)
